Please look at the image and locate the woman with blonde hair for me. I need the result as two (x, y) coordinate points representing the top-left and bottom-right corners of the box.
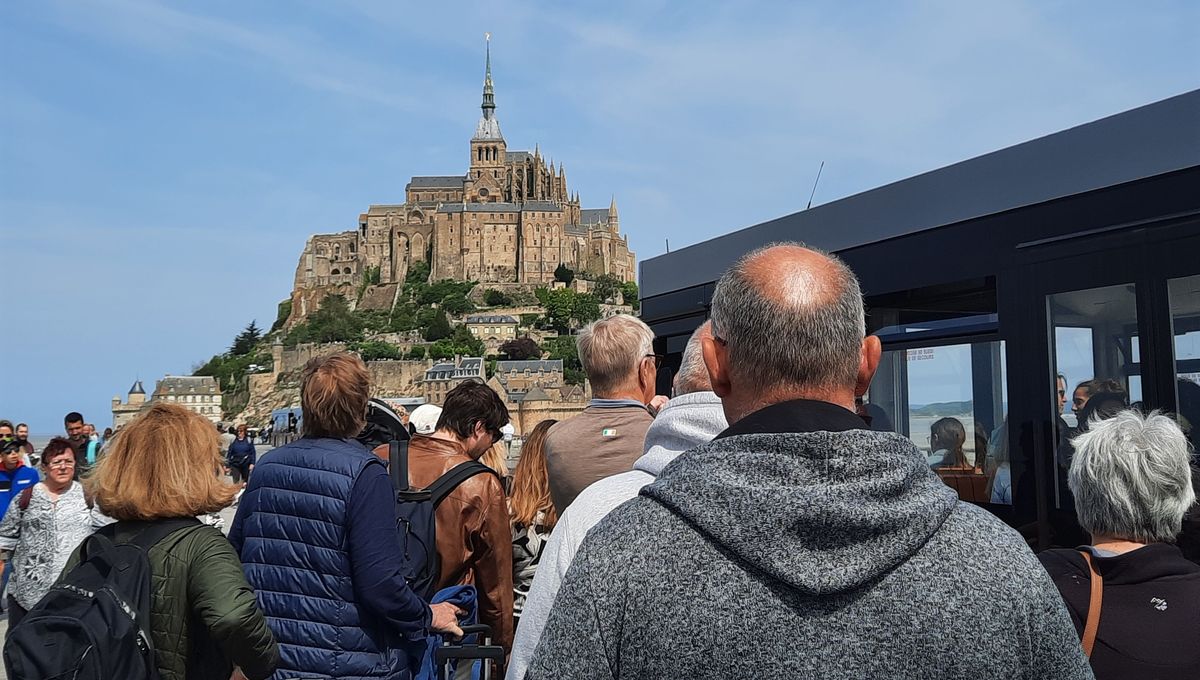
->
(68, 402), (279, 680)
(508, 419), (558, 626)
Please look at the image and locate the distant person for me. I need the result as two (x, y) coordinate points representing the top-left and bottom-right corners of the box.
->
(0, 438), (107, 630)
(509, 322), (727, 680)
(409, 404), (442, 435)
(1071, 378), (1125, 421)
(218, 423), (236, 457)
(63, 411), (89, 476)
(226, 424), (257, 485)
(0, 440), (39, 521)
(526, 244), (1090, 679)
(0, 420), (13, 444)
(507, 419), (557, 628)
(84, 423), (102, 464)
(986, 419), (1013, 504)
(65, 402), (280, 680)
(543, 314), (659, 514)
(1039, 410), (1200, 678)
(928, 416), (969, 468)
(231, 353), (461, 678)
(286, 411), (297, 439)
(1076, 389), (1129, 431)
(13, 423), (34, 462)
(399, 381), (514, 669)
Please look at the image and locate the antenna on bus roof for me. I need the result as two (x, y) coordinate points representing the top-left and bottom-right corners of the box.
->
(665, 238), (670, 253)
(806, 160), (825, 210)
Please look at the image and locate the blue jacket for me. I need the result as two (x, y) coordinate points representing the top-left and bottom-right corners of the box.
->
(230, 437), (427, 679)
(414, 586), (478, 680)
(227, 437), (257, 467)
(0, 465), (39, 521)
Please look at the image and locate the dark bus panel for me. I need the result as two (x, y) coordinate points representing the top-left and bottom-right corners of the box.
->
(638, 90), (1200, 551)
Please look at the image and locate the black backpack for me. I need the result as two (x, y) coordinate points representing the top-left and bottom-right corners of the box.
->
(3, 518), (200, 680)
(390, 439), (498, 600)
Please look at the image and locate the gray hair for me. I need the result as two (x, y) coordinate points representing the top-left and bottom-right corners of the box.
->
(576, 314), (654, 397)
(673, 322), (713, 396)
(709, 242), (865, 390)
(1069, 410), (1196, 543)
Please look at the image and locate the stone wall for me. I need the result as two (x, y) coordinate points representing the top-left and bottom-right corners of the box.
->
(368, 360), (431, 398)
(506, 400), (589, 435)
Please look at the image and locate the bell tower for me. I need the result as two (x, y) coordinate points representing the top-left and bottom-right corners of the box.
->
(470, 34), (506, 184)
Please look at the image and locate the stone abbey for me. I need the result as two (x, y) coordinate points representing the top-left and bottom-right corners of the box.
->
(292, 42), (636, 309)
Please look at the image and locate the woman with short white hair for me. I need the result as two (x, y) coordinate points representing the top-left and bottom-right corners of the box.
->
(1039, 409), (1200, 679)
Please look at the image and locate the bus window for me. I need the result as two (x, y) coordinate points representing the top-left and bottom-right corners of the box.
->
(867, 340), (1008, 504)
(1169, 275), (1200, 451)
(1047, 283), (1141, 513)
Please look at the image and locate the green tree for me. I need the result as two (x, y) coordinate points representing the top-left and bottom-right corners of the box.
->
(499, 337), (541, 360)
(423, 309), (452, 341)
(451, 324), (485, 356)
(554, 263), (574, 285)
(621, 280), (640, 311)
(543, 336), (585, 385)
(230, 320), (262, 356)
(407, 345), (428, 360)
(484, 289), (513, 307)
(519, 313), (541, 328)
(572, 293), (602, 325)
(270, 299), (292, 333)
(592, 274), (622, 303)
(352, 339), (401, 361)
(428, 340), (456, 360)
(285, 294), (363, 346)
(405, 260), (431, 286)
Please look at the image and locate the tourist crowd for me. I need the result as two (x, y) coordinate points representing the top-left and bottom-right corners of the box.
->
(1, 243), (1197, 679)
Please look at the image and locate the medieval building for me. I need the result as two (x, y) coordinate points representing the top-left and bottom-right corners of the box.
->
(292, 42), (636, 307)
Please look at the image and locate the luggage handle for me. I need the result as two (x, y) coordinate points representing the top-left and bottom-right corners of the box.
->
(457, 623), (492, 638)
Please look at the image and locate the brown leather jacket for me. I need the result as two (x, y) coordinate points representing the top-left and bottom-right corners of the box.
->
(392, 435), (514, 660)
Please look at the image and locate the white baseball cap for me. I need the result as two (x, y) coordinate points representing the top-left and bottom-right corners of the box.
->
(409, 404), (443, 435)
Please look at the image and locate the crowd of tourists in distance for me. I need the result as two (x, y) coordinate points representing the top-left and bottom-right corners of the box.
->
(1, 243), (1198, 680)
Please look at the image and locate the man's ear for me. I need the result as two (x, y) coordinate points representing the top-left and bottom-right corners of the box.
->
(702, 336), (732, 398)
(855, 335), (882, 397)
(639, 358), (656, 403)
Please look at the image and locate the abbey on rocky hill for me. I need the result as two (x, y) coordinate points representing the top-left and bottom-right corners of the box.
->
(292, 40), (636, 304)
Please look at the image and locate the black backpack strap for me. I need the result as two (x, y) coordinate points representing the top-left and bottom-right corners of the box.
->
(427, 461), (497, 508)
(91, 518), (204, 553)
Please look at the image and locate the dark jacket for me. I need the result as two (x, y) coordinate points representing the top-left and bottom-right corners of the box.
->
(527, 400), (1092, 679)
(1039, 543), (1200, 679)
(227, 437), (257, 467)
(231, 437), (429, 679)
(401, 436), (514, 665)
(64, 522), (279, 680)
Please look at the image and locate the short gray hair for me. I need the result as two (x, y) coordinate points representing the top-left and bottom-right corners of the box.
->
(576, 314), (654, 396)
(709, 242), (865, 390)
(673, 322), (713, 396)
(1069, 410), (1196, 544)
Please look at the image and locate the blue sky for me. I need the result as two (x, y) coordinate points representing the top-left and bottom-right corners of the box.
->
(2, 0), (1197, 432)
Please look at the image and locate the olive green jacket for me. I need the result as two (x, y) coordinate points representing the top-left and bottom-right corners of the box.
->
(65, 521), (279, 680)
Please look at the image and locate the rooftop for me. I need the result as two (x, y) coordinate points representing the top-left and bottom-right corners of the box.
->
(466, 314), (519, 324)
(153, 375), (221, 395)
(496, 360), (563, 373)
(407, 176), (467, 189)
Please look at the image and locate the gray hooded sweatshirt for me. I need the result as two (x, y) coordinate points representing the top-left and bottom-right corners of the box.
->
(526, 424), (1092, 679)
(507, 392), (727, 680)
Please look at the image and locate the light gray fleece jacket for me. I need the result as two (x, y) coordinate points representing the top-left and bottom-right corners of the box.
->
(526, 429), (1093, 680)
(507, 392), (727, 680)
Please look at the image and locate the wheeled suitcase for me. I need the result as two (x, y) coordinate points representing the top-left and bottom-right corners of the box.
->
(434, 623), (505, 680)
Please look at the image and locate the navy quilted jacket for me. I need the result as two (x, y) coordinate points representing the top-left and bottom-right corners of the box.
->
(231, 437), (422, 679)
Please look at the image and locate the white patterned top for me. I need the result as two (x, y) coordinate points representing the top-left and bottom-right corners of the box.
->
(0, 481), (112, 610)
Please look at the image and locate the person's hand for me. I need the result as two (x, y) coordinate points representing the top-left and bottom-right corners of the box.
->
(429, 602), (464, 637)
(229, 668), (249, 680)
(649, 394), (670, 415)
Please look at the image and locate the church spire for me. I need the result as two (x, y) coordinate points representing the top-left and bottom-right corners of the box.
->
(473, 34), (503, 141)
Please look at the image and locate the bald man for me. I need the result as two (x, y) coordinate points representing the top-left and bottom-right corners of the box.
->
(527, 244), (1091, 680)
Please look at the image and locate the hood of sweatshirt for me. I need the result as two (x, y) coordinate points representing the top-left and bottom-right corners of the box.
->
(634, 391), (728, 478)
(642, 429), (959, 595)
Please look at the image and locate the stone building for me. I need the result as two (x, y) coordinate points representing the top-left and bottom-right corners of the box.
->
(290, 42), (636, 322)
(151, 376), (223, 423)
(465, 314), (520, 352)
(421, 357), (486, 405)
(111, 379), (148, 429)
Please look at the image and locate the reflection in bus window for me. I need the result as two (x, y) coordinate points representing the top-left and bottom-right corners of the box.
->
(1169, 275), (1200, 452)
(866, 341), (1008, 504)
(1047, 284), (1140, 523)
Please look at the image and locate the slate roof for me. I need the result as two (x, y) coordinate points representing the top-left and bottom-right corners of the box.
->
(580, 209), (609, 225)
(564, 223), (589, 236)
(466, 315), (518, 324)
(438, 203), (522, 214)
(496, 360), (563, 373)
(424, 357), (485, 382)
(129, 380), (145, 395)
(154, 375), (220, 396)
(407, 176), (467, 189)
(506, 151), (533, 163)
(521, 201), (563, 212)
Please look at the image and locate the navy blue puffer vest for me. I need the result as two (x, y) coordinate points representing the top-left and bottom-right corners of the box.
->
(238, 437), (408, 679)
